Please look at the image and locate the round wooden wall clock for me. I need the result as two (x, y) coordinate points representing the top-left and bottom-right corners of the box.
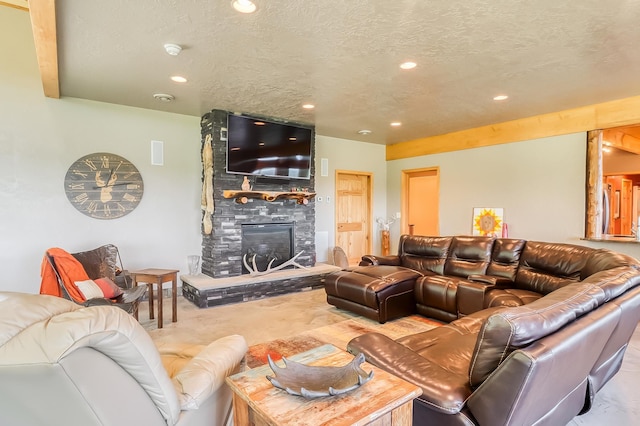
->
(64, 152), (144, 219)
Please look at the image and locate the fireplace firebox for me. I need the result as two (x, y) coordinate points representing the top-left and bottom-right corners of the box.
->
(241, 222), (295, 274)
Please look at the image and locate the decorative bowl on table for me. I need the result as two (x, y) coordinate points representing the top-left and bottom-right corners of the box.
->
(266, 352), (374, 398)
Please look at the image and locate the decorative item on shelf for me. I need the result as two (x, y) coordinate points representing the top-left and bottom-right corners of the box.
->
(376, 217), (396, 256)
(241, 176), (252, 191)
(222, 190), (316, 205)
(266, 352), (373, 398)
(187, 255), (200, 275)
(472, 207), (504, 237)
(243, 251), (307, 276)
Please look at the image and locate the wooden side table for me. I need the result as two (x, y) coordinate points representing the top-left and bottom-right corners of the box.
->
(130, 268), (179, 329)
(226, 344), (421, 426)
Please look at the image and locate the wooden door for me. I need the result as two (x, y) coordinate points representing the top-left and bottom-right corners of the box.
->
(402, 168), (439, 236)
(335, 171), (372, 265)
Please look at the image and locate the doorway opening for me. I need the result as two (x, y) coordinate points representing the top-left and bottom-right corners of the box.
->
(401, 167), (440, 236)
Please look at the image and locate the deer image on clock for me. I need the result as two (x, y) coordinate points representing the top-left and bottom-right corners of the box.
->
(64, 152), (144, 219)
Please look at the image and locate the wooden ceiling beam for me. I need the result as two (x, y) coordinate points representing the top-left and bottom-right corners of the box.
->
(28, 0), (59, 98)
(602, 129), (640, 155)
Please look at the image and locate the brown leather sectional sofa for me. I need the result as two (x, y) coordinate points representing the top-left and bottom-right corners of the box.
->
(324, 235), (640, 425)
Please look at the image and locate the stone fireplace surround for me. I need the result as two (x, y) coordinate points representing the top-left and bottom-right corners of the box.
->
(181, 110), (335, 308)
(200, 109), (317, 278)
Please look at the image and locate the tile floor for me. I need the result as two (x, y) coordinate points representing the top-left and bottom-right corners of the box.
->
(138, 289), (640, 425)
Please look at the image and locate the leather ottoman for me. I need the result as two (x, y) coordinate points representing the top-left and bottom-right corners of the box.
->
(324, 265), (422, 323)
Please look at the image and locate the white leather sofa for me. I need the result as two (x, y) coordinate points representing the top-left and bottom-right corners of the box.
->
(0, 292), (248, 426)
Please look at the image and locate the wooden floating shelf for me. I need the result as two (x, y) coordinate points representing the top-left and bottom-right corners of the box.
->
(223, 190), (316, 205)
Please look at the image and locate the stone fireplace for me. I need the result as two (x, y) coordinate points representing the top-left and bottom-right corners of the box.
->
(199, 109), (316, 279)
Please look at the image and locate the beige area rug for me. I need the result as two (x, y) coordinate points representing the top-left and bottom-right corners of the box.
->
(245, 315), (440, 368)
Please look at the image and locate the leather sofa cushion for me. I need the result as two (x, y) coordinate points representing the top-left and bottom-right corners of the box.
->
(399, 235), (452, 275)
(514, 241), (594, 294)
(581, 248), (639, 280)
(443, 236), (493, 277)
(324, 266), (422, 308)
(486, 238), (526, 280)
(484, 288), (543, 308)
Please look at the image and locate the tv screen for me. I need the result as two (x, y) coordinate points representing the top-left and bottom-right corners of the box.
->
(226, 114), (313, 180)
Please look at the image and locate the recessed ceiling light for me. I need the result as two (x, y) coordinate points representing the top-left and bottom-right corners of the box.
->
(170, 75), (187, 83)
(163, 43), (182, 56)
(493, 95), (509, 101)
(400, 61), (417, 70)
(390, 122), (402, 127)
(232, 0), (256, 13)
(358, 129), (372, 135)
(302, 104), (315, 109)
(153, 93), (175, 102)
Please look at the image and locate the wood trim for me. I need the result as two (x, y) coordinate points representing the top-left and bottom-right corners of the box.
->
(387, 95), (640, 161)
(585, 130), (603, 239)
(28, 0), (59, 98)
(0, 1), (29, 11)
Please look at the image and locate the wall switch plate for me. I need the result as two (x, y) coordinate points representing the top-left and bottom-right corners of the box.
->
(326, 196), (331, 203)
(395, 212), (401, 219)
(220, 127), (228, 141)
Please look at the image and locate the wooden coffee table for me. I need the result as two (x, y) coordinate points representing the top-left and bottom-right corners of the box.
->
(226, 344), (421, 426)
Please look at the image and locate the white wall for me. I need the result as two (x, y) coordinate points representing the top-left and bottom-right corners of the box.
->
(386, 134), (587, 247)
(314, 135), (387, 261)
(386, 133), (640, 259)
(1, 8), (202, 292)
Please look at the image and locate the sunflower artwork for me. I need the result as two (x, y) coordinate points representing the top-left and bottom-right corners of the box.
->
(472, 208), (504, 237)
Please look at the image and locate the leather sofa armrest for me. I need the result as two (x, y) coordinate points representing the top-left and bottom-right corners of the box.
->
(348, 333), (470, 415)
(458, 281), (494, 316)
(467, 274), (513, 288)
(360, 255), (401, 266)
(169, 335), (248, 410)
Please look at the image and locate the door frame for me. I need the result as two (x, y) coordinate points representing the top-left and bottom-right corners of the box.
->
(334, 170), (373, 260)
(401, 167), (440, 235)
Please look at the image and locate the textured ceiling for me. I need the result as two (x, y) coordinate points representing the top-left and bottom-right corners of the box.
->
(54, 0), (640, 145)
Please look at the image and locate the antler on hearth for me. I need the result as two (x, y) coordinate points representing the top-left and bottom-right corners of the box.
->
(243, 251), (307, 276)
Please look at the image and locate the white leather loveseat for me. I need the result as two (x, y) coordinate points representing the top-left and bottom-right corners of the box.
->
(0, 292), (247, 426)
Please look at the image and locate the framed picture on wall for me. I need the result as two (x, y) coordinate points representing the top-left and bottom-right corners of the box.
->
(614, 190), (621, 219)
(472, 208), (504, 237)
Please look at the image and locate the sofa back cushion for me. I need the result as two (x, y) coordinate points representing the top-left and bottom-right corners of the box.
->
(581, 248), (640, 280)
(486, 238), (526, 280)
(443, 236), (494, 277)
(515, 241), (595, 294)
(468, 265), (640, 387)
(399, 235), (452, 275)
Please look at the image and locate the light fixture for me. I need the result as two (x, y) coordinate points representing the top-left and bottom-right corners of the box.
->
(170, 75), (187, 83)
(358, 129), (372, 135)
(232, 0), (257, 13)
(493, 95), (509, 101)
(400, 61), (417, 70)
(390, 122), (402, 127)
(163, 43), (182, 56)
(153, 93), (175, 102)
(302, 104), (315, 109)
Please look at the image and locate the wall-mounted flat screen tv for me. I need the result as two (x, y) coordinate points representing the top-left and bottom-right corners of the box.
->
(226, 114), (313, 180)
